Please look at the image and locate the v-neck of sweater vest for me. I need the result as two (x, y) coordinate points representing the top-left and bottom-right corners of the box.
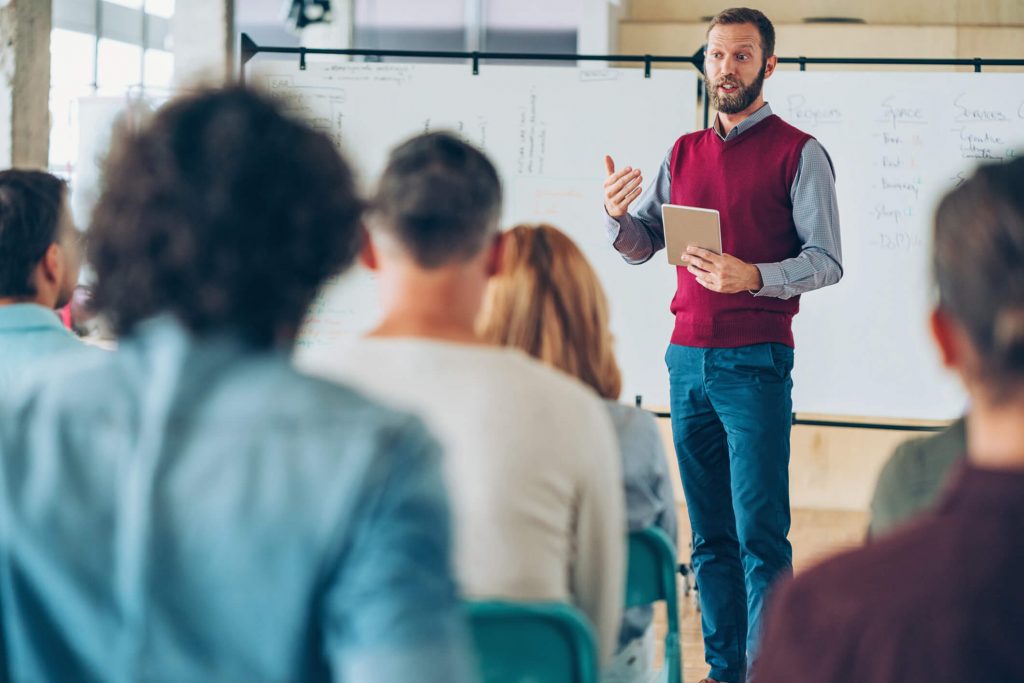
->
(714, 113), (777, 150)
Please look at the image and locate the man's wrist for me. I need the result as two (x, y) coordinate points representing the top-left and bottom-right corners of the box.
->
(747, 263), (764, 291)
(604, 203), (625, 220)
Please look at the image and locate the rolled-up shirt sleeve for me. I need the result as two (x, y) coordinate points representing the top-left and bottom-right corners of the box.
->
(753, 138), (843, 300)
(605, 150), (672, 265)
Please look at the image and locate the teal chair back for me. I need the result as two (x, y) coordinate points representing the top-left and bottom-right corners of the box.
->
(466, 601), (598, 683)
(626, 527), (681, 683)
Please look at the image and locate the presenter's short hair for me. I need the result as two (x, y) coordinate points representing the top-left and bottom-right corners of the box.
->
(480, 223), (622, 400)
(707, 7), (776, 60)
(370, 132), (501, 268)
(88, 86), (363, 347)
(933, 156), (1024, 399)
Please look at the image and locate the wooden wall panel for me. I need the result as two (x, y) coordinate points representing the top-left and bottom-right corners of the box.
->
(956, 27), (1024, 71)
(628, 0), (1022, 26)
(617, 22), (708, 60)
(657, 417), (915, 513)
(620, 22), (961, 59)
(619, 23), (1023, 72)
(957, 0), (1024, 24)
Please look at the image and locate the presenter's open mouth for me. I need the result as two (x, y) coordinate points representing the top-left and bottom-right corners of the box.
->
(718, 82), (738, 93)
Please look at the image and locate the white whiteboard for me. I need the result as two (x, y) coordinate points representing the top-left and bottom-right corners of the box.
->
(254, 60), (696, 409)
(257, 62), (1024, 421)
(765, 72), (1024, 420)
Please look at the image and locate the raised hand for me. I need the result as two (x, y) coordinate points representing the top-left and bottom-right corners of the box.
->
(603, 155), (643, 218)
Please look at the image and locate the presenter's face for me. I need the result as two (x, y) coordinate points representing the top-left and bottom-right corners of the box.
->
(705, 23), (767, 114)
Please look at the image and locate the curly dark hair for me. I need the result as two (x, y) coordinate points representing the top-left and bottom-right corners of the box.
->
(0, 170), (67, 298)
(88, 87), (363, 347)
(371, 132), (501, 268)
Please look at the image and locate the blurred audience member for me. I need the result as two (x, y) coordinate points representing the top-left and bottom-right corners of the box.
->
(755, 158), (1024, 682)
(0, 88), (474, 682)
(868, 417), (966, 538)
(305, 132), (625, 665)
(479, 223), (677, 681)
(0, 169), (92, 389)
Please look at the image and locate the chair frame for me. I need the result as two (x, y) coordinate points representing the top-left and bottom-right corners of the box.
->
(626, 526), (682, 683)
(466, 600), (598, 683)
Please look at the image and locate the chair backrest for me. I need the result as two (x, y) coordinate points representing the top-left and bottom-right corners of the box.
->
(465, 601), (598, 683)
(626, 526), (681, 683)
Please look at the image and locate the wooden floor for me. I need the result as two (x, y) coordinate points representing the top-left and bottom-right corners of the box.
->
(652, 507), (869, 683)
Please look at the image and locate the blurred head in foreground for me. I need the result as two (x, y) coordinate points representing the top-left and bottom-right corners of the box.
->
(89, 86), (364, 347)
(931, 157), (1024, 421)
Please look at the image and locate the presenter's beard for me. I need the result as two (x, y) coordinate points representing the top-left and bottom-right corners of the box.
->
(705, 64), (766, 114)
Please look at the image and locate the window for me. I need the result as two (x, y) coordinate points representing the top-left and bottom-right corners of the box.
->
(484, 0), (579, 57)
(146, 0), (175, 19)
(97, 38), (144, 92)
(144, 48), (175, 89)
(353, 0), (465, 52)
(49, 0), (175, 216)
(49, 29), (98, 177)
(350, 0), (580, 56)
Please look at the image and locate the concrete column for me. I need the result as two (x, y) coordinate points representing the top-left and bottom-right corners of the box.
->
(0, 0), (52, 169)
(173, 0), (235, 86)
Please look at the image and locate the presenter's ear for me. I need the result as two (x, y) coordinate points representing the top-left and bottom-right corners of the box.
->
(359, 226), (379, 271)
(485, 231), (507, 278)
(764, 54), (778, 80)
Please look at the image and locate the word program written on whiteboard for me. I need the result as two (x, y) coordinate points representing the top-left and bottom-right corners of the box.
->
(253, 59), (698, 409)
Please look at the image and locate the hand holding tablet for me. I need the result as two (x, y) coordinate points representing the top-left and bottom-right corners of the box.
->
(663, 204), (763, 293)
(662, 204), (723, 265)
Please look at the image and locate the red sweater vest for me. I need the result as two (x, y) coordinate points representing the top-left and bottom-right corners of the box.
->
(668, 114), (810, 348)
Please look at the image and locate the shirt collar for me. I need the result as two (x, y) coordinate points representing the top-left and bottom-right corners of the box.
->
(0, 303), (69, 333)
(122, 314), (272, 365)
(712, 102), (774, 141)
(940, 460), (1024, 513)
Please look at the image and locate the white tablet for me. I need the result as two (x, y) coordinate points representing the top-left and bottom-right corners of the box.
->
(662, 204), (722, 266)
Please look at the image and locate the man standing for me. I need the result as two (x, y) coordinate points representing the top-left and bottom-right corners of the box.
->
(0, 170), (88, 389)
(603, 8), (842, 682)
